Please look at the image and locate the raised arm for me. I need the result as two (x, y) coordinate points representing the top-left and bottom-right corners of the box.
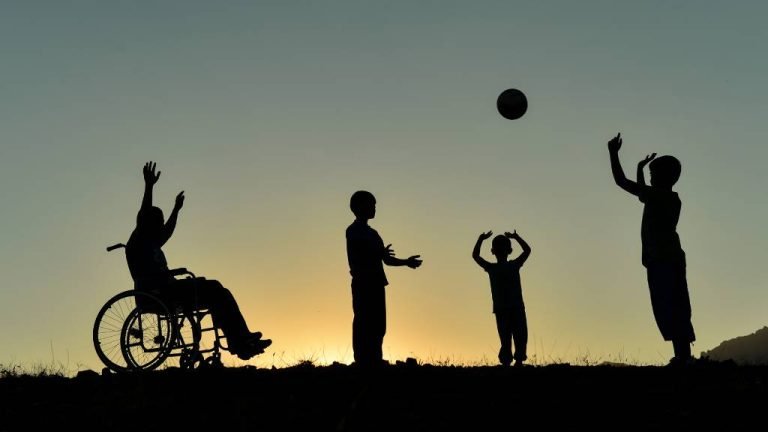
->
(382, 244), (422, 269)
(139, 161), (161, 215)
(158, 191), (184, 246)
(607, 133), (641, 196)
(472, 231), (493, 269)
(506, 230), (531, 265)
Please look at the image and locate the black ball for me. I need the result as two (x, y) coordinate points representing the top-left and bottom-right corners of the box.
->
(497, 88), (528, 120)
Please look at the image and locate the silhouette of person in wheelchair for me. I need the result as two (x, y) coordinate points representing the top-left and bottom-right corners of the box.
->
(126, 161), (271, 361)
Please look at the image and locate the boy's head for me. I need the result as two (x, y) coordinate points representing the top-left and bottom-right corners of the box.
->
(491, 235), (512, 258)
(649, 156), (681, 189)
(350, 190), (376, 220)
(137, 206), (165, 235)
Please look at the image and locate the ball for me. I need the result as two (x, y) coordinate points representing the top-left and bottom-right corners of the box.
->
(496, 88), (528, 120)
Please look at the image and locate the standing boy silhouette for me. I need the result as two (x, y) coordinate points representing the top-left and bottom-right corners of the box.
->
(607, 133), (696, 365)
(345, 191), (422, 367)
(473, 230), (531, 366)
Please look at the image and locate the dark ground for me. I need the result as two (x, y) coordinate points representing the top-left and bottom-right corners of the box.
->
(1, 361), (766, 431)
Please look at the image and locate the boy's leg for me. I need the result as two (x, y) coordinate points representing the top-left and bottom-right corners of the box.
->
(351, 281), (368, 364)
(669, 265), (695, 345)
(352, 282), (386, 366)
(495, 311), (513, 366)
(511, 307), (529, 364)
(352, 304), (376, 364)
(371, 291), (386, 363)
(672, 339), (692, 360)
(647, 264), (695, 345)
(352, 310), (367, 364)
(169, 278), (251, 350)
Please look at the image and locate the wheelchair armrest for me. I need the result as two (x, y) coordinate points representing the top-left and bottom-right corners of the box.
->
(169, 268), (194, 278)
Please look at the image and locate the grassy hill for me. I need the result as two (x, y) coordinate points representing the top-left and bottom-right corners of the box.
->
(701, 326), (768, 365)
(1, 361), (765, 431)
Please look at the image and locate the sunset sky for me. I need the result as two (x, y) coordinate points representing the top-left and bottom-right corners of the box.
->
(2, 1), (767, 370)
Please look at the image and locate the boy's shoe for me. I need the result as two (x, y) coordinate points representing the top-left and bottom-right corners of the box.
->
(666, 356), (695, 368)
(236, 338), (272, 360)
(240, 332), (266, 349)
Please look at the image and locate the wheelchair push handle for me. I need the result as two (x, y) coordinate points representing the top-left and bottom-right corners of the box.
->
(107, 243), (126, 252)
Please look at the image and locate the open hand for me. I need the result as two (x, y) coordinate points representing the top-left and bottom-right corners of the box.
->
(478, 231), (493, 241)
(406, 255), (422, 269)
(384, 244), (395, 258)
(143, 161), (161, 185)
(174, 191), (185, 210)
(638, 153), (657, 169)
(504, 230), (519, 239)
(607, 133), (622, 153)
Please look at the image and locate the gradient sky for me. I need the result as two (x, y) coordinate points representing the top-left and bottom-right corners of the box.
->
(1, 1), (767, 370)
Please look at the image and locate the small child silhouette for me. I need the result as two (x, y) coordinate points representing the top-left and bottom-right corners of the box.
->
(607, 133), (696, 366)
(473, 230), (531, 366)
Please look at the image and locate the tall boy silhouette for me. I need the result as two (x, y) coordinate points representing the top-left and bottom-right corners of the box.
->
(345, 191), (422, 367)
(607, 133), (695, 365)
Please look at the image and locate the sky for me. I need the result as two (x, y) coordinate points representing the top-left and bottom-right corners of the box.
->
(1, 0), (767, 371)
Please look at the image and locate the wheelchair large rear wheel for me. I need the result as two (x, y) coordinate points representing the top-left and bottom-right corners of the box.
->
(93, 290), (175, 372)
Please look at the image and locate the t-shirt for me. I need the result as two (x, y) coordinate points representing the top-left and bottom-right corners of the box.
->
(346, 220), (388, 286)
(125, 228), (171, 291)
(478, 259), (525, 313)
(638, 187), (686, 267)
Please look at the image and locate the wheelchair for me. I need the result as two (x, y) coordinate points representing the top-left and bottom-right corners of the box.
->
(93, 243), (230, 372)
